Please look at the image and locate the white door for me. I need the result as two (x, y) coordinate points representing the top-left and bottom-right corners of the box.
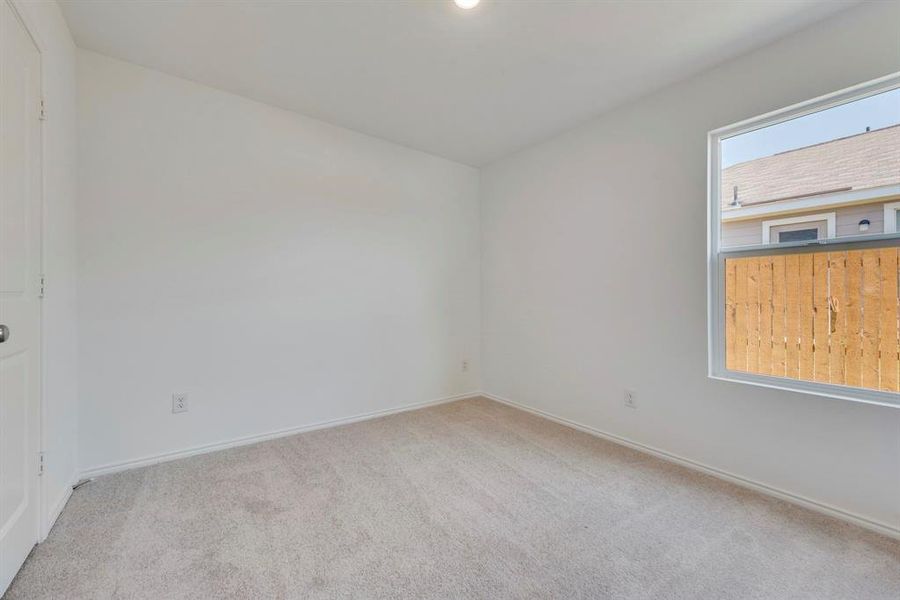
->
(0, 0), (42, 593)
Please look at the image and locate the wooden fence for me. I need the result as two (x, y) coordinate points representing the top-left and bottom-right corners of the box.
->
(724, 247), (899, 392)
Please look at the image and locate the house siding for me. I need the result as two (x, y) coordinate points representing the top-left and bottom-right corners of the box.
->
(722, 200), (893, 247)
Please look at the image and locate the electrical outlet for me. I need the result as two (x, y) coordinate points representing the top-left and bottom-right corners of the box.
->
(624, 390), (637, 409)
(462, 360), (469, 372)
(172, 393), (188, 414)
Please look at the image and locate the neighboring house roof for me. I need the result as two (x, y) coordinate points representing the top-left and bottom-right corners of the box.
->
(721, 124), (900, 210)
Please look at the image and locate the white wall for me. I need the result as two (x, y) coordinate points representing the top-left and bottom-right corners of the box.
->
(76, 51), (480, 473)
(13, 0), (80, 537)
(480, 1), (900, 532)
(70, 0), (900, 533)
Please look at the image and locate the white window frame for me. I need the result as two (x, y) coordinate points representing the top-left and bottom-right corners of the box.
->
(761, 212), (836, 245)
(884, 201), (900, 234)
(707, 72), (900, 408)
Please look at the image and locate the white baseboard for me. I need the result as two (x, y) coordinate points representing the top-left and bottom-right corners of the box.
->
(80, 391), (480, 479)
(480, 391), (900, 540)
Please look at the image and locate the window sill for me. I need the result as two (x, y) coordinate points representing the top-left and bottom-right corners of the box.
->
(708, 371), (900, 409)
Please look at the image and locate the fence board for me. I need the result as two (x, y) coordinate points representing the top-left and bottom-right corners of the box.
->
(861, 251), (880, 389)
(724, 259), (737, 372)
(798, 254), (815, 381)
(785, 254), (801, 379)
(879, 247), (899, 392)
(813, 253), (830, 383)
(771, 256), (787, 377)
(828, 253), (846, 386)
(734, 259), (749, 372)
(845, 251), (863, 388)
(758, 258), (774, 376)
(747, 258), (761, 374)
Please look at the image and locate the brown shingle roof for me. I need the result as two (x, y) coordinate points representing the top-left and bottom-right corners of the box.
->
(721, 124), (900, 210)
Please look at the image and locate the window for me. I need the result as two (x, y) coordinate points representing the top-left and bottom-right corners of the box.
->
(708, 74), (900, 406)
(885, 201), (900, 234)
(777, 228), (818, 243)
(761, 212), (836, 244)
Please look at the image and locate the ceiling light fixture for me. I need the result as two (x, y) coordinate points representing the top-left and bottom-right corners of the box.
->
(454, 0), (480, 9)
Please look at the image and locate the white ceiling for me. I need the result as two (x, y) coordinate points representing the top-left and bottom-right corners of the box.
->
(59, 0), (856, 166)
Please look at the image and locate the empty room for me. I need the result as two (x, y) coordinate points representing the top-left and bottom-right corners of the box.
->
(1, 0), (899, 598)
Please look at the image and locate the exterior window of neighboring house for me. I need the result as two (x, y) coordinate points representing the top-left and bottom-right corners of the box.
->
(777, 228), (818, 243)
(761, 213), (836, 244)
(708, 75), (900, 406)
(885, 201), (900, 234)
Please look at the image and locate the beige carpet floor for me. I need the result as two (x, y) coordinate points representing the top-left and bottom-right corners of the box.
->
(7, 397), (900, 599)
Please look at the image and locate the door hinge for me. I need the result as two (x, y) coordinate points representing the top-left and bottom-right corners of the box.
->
(39, 274), (45, 298)
(38, 452), (45, 476)
(39, 98), (47, 121)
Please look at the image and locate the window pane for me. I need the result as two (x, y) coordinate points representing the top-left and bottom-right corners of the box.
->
(719, 88), (900, 249)
(778, 228), (818, 242)
(724, 248), (899, 393)
(769, 220), (827, 243)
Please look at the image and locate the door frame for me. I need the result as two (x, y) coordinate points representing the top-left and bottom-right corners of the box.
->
(5, 0), (47, 543)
